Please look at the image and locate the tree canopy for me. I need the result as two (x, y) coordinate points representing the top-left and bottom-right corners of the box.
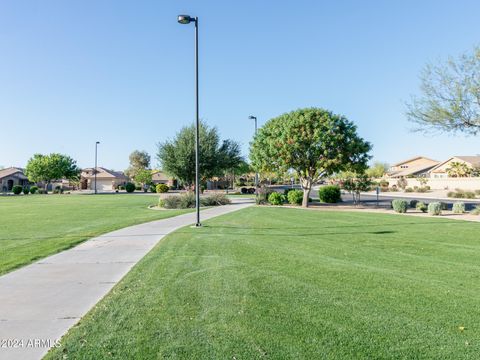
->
(25, 153), (80, 188)
(126, 150), (151, 178)
(365, 162), (389, 178)
(157, 121), (243, 186)
(406, 46), (480, 135)
(250, 108), (371, 207)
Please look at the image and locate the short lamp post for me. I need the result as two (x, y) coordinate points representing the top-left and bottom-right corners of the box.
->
(248, 115), (259, 188)
(178, 14), (201, 227)
(94, 141), (100, 194)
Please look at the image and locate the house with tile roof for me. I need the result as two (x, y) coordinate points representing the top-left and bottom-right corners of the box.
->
(80, 167), (129, 191)
(0, 167), (29, 192)
(429, 156), (480, 178)
(387, 156), (439, 178)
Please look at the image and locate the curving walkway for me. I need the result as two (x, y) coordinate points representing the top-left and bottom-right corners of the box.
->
(0, 199), (253, 360)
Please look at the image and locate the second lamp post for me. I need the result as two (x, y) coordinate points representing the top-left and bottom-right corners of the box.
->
(178, 14), (201, 227)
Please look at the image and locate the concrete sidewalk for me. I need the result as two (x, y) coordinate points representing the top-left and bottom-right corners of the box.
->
(0, 199), (253, 360)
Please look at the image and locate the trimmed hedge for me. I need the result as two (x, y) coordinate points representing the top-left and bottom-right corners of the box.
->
(125, 182), (135, 193)
(268, 192), (284, 206)
(287, 189), (303, 205)
(12, 185), (23, 195)
(30, 186), (38, 194)
(318, 185), (341, 203)
(392, 199), (408, 213)
(453, 202), (466, 214)
(428, 202), (442, 216)
(416, 202), (428, 213)
(156, 183), (169, 193)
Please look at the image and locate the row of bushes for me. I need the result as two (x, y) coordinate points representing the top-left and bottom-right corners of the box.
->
(391, 199), (469, 216)
(447, 189), (480, 199)
(256, 186), (342, 206)
(11, 185), (39, 195)
(158, 192), (231, 209)
(381, 185), (430, 193)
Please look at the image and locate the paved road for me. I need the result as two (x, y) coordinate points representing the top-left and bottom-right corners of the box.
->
(0, 199), (253, 360)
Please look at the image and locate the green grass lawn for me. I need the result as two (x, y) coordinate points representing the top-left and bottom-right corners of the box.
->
(0, 194), (190, 275)
(46, 207), (480, 359)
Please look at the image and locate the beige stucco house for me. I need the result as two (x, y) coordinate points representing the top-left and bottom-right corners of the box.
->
(151, 171), (176, 188)
(429, 156), (480, 178)
(80, 167), (129, 191)
(387, 156), (439, 178)
(0, 167), (29, 192)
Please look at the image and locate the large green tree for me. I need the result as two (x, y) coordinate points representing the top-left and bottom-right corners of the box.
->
(250, 108), (371, 207)
(157, 121), (243, 187)
(25, 153), (80, 190)
(125, 150), (151, 178)
(406, 46), (480, 134)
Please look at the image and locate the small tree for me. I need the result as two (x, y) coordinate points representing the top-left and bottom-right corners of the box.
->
(134, 169), (153, 191)
(126, 150), (151, 179)
(407, 46), (480, 134)
(157, 121), (243, 187)
(25, 153), (80, 191)
(250, 108), (371, 207)
(341, 173), (373, 204)
(365, 162), (389, 178)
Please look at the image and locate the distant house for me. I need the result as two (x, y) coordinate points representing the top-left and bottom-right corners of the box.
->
(80, 167), (129, 191)
(0, 167), (29, 192)
(429, 156), (480, 178)
(151, 171), (176, 188)
(387, 156), (439, 178)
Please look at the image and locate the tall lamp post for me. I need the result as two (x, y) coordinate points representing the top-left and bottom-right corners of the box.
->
(248, 115), (259, 188)
(94, 141), (100, 194)
(178, 14), (201, 227)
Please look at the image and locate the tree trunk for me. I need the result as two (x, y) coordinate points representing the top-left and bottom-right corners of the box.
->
(301, 177), (312, 207)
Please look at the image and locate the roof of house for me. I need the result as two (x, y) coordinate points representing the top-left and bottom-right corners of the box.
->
(391, 156), (438, 167)
(82, 167), (129, 180)
(152, 171), (170, 181)
(430, 156), (480, 173)
(388, 163), (439, 178)
(0, 167), (28, 180)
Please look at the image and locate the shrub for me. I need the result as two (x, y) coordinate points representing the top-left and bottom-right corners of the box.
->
(417, 187), (428, 193)
(22, 187), (29, 195)
(125, 182), (135, 193)
(379, 180), (389, 188)
(240, 187), (248, 194)
(12, 185), (22, 195)
(318, 185), (341, 203)
(409, 199), (418, 208)
(156, 183), (169, 193)
(389, 186), (398, 192)
(405, 187), (414, 193)
(416, 202), (428, 213)
(396, 178), (408, 190)
(179, 192), (196, 208)
(149, 185), (157, 193)
(37, 188), (47, 194)
(268, 192), (284, 206)
(475, 189), (480, 196)
(464, 191), (476, 199)
(53, 186), (64, 194)
(287, 189), (303, 205)
(135, 185), (141, 191)
(284, 188), (294, 197)
(447, 191), (456, 198)
(29, 186), (38, 194)
(440, 202), (449, 210)
(471, 206), (480, 215)
(425, 185), (431, 190)
(392, 199), (408, 213)
(453, 202), (466, 214)
(201, 193), (231, 206)
(428, 202), (442, 216)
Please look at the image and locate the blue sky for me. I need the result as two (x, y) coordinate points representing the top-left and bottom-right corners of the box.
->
(1, 0), (479, 170)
